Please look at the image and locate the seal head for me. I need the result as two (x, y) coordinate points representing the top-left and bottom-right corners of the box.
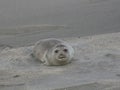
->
(46, 43), (74, 65)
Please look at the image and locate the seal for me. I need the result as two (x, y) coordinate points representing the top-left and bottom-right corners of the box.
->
(32, 38), (74, 66)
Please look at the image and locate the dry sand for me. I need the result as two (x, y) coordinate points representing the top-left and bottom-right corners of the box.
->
(0, 32), (120, 90)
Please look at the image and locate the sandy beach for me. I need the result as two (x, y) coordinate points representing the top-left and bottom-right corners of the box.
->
(1, 32), (120, 90)
(0, 0), (120, 90)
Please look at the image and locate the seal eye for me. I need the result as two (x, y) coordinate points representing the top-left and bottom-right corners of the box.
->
(55, 50), (59, 53)
(63, 49), (68, 52)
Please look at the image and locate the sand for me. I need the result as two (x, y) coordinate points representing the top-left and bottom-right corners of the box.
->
(0, 0), (120, 89)
(0, 32), (120, 90)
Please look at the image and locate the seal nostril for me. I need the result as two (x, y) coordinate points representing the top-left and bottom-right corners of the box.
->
(59, 54), (65, 58)
(60, 53), (63, 56)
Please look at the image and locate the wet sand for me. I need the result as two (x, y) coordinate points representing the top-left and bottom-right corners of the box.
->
(0, 0), (120, 35)
(0, 0), (120, 47)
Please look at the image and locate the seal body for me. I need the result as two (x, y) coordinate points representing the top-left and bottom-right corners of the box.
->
(32, 38), (74, 66)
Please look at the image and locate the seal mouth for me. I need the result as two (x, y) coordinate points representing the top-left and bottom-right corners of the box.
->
(58, 56), (67, 61)
(59, 56), (66, 59)
(58, 55), (66, 59)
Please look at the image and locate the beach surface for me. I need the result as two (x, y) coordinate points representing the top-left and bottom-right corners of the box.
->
(0, 32), (120, 90)
(0, 0), (120, 89)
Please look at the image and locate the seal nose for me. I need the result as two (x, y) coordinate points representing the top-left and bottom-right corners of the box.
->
(59, 54), (65, 58)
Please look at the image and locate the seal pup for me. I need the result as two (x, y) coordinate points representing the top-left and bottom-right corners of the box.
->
(32, 38), (74, 66)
